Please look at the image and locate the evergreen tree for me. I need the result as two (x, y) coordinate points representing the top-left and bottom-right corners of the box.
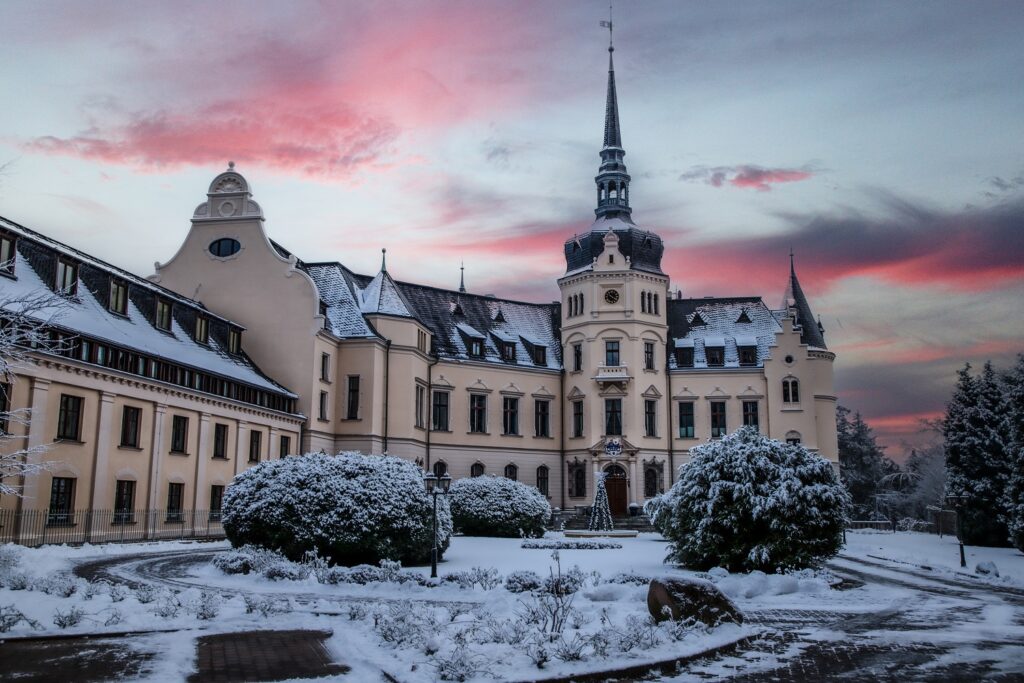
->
(1002, 355), (1024, 551)
(944, 362), (1011, 547)
(837, 406), (890, 517)
(588, 473), (614, 531)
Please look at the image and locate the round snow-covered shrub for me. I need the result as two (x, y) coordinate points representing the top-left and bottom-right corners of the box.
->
(504, 570), (543, 593)
(662, 428), (849, 572)
(222, 452), (452, 566)
(448, 475), (550, 538)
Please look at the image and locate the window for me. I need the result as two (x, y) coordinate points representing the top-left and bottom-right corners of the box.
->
(605, 340), (620, 367)
(654, 294), (659, 315)
(504, 463), (518, 481)
(675, 347), (694, 368)
(742, 401), (759, 429)
(536, 466), (549, 496)
(572, 400), (584, 438)
(56, 259), (77, 295)
(208, 238), (241, 258)
(0, 382), (10, 434)
(318, 391), (328, 421)
(469, 339), (484, 357)
(604, 398), (622, 436)
(644, 342), (655, 370)
(0, 234), (15, 275)
(213, 423), (228, 459)
(644, 467), (658, 498)
(470, 462), (485, 477)
(783, 377), (800, 404)
(417, 329), (428, 352)
(432, 391), (450, 431)
(641, 291), (647, 313)
(195, 316), (209, 345)
(170, 415), (189, 453)
(644, 399), (657, 437)
(228, 329), (241, 354)
(56, 394), (83, 441)
(739, 346), (758, 366)
(346, 376), (360, 419)
(534, 400), (550, 437)
(320, 353), (330, 381)
(48, 477), (75, 525)
(279, 435), (291, 458)
(209, 485), (225, 520)
(502, 397), (519, 435)
(501, 342), (516, 362)
(415, 385), (426, 428)
(469, 394), (487, 433)
(248, 430), (262, 463)
(568, 463), (587, 497)
(166, 483), (184, 522)
(120, 406), (141, 448)
(113, 480), (136, 524)
(786, 432), (802, 446)
(155, 299), (172, 331)
(706, 346), (724, 367)
(573, 344), (582, 372)
(678, 402), (695, 438)
(109, 280), (128, 315)
(433, 461), (448, 477)
(710, 401), (727, 438)
(534, 346), (546, 365)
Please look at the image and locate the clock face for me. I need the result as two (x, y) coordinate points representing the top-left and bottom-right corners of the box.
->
(604, 289), (620, 304)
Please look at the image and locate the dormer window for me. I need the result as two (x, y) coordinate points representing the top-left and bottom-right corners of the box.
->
(56, 259), (77, 295)
(0, 234), (15, 275)
(501, 342), (516, 362)
(738, 346), (758, 366)
(706, 346), (725, 367)
(533, 346), (547, 366)
(109, 280), (128, 315)
(228, 329), (241, 354)
(675, 347), (694, 368)
(195, 316), (209, 345)
(155, 299), (172, 331)
(469, 339), (484, 357)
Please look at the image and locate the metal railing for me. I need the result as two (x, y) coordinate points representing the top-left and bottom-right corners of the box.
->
(0, 508), (226, 547)
(847, 520), (895, 532)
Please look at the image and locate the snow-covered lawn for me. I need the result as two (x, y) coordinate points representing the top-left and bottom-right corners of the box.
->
(842, 529), (1024, 586)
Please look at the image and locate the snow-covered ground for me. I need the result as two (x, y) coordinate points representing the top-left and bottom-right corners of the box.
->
(842, 529), (1024, 586)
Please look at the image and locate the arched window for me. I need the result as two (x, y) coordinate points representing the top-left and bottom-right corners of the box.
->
(782, 377), (800, 404)
(640, 291), (647, 313)
(654, 294), (659, 315)
(579, 293), (584, 312)
(432, 461), (447, 478)
(568, 462), (587, 498)
(504, 463), (518, 481)
(536, 465), (549, 496)
(644, 467), (658, 499)
(785, 430), (802, 446)
(470, 462), (485, 477)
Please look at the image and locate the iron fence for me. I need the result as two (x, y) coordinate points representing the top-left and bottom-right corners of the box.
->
(0, 508), (226, 547)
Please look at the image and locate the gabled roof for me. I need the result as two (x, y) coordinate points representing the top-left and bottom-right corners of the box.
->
(359, 268), (415, 318)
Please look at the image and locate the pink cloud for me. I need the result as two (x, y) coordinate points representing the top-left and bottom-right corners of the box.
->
(681, 164), (814, 191)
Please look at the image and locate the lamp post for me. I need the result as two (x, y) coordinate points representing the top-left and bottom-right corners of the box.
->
(945, 494), (968, 568)
(424, 471), (452, 578)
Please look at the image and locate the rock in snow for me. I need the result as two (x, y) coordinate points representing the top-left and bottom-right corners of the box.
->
(647, 576), (744, 627)
(976, 561), (1000, 577)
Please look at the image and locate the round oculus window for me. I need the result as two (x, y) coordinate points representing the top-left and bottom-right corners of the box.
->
(784, 354), (795, 364)
(604, 289), (620, 304)
(209, 238), (241, 258)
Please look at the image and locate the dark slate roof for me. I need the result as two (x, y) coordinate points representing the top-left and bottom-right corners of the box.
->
(603, 50), (622, 149)
(782, 262), (827, 349)
(564, 218), (665, 275)
(0, 215), (296, 398)
(666, 297), (783, 369)
(302, 262), (377, 338)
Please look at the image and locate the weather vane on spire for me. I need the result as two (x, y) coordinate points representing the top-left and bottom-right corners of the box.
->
(600, 3), (614, 50)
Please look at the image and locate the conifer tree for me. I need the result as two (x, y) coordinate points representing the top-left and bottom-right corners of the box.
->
(588, 472), (614, 531)
(837, 406), (891, 516)
(944, 362), (1011, 546)
(1002, 355), (1024, 551)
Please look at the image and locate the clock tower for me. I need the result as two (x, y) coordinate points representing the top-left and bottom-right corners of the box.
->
(558, 36), (671, 514)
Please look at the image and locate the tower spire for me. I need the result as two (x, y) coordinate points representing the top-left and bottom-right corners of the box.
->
(459, 261), (466, 293)
(594, 5), (632, 222)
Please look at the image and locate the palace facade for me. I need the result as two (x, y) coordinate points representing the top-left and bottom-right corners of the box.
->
(0, 42), (836, 522)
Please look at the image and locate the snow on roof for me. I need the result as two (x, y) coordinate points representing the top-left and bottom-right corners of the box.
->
(359, 269), (414, 318)
(735, 336), (759, 347)
(704, 336), (726, 347)
(303, 263), (376, 339)
(456, 323), (485, 339)
(675, 338), (695, 348)
(667, 297), (782, 370)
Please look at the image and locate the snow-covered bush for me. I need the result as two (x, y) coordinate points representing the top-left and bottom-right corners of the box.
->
(213, 545), (283, 575)
(53, 606), (84, 629)
(896, 517), (931, 532)
(262, 561), (310, 582)
(448, 475), (550, 538)
(0, 604), (40, 632)
(37, 575), (78, 597)
(192, 591), (221, 620)
(662, 427), (849, 572)
(222, 452), (452, 566)
(134, 584), (159, 603)
(643, 490), (676, 536)
(607, 572), (651, 586)
(521, 539), (623, 550)
(505, 570), (543, 593)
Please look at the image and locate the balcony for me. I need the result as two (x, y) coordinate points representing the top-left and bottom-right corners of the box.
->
(593, 364), (632, 386)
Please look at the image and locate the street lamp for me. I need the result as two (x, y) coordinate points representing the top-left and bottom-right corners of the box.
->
(945, 494), (968, 568)
(424, 472), (452, 578)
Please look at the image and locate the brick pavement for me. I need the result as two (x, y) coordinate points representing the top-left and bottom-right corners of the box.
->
(0, 636), (155, 682)
(188, 629), (349, 683)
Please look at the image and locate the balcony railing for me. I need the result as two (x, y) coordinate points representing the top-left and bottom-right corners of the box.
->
(0, 508), (226, 547)
(593, 364), (631, 384)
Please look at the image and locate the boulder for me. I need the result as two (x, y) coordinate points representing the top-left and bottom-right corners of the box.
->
(648, 576), (744, 627)
(975, 561), (1000, 578)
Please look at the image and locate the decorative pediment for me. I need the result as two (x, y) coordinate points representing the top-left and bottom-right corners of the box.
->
(432, 375), (454, 389)
(641, 384), (662, 399)
(566, 386), (586, 400)
(532, 385), (556, 399)
(466, 378), (491, 393)
(704, 386), (731, 399)
(598, 383), (628, 397)
(587, 436), (639, 457)
(672, 386), (699, 400)
(499, 382), (524, 396)
(738, 385), (763, 398)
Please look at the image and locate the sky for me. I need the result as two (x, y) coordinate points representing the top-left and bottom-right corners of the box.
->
(1, 0), (1022, 456)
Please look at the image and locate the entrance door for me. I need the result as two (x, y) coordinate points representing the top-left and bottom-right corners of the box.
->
(604, 465), (628, 516)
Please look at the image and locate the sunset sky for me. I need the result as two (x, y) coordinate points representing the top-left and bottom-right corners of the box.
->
(1, 1), (1022, 455)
